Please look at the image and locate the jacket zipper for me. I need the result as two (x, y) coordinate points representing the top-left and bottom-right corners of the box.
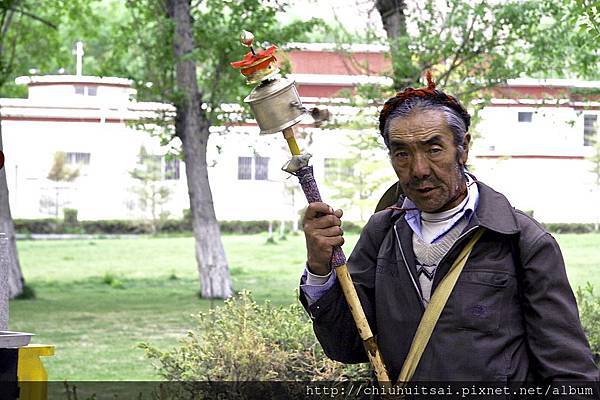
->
(394, 223), (481, 307)
(394, 224), (423, 309)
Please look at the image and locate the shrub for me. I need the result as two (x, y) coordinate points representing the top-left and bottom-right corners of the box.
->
(542, 223), (596, 234)
(81, 220), (154, 234)
(14, 219), (61, 234)
(342, 221), (364, 234)
(160, 219), (191, 233)
(219, 220), (270, 234)
(576, 283), (600, 365)
(102, 272), (124, 289)
(14, 218), (359, 235)
(63, 208), (78, 225)
(140, 291), (370, 390)
(182, 208), (193, 230)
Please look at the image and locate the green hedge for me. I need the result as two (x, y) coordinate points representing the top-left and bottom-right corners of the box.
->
(14, 218), (596, 235)
(15, 219), (155, 234)
(15, 218), (295, 235)
(14, 219), (61, 234)
(541, 223), (597, 234)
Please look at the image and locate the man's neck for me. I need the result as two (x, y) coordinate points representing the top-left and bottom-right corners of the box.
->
(432, 179), (468, 213)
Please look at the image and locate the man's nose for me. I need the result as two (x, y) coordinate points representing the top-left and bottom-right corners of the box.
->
(411, 153), (431, 179)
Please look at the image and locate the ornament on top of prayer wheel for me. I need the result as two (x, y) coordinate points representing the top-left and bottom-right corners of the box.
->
(230, 30), (307, 135)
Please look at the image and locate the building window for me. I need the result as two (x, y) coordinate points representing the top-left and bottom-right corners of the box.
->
(518, 112), (533, 123)
(584, 114), (598, 147)
(237, 156), (269, 180)
(254, 156), (269, 180)
(237, 157), (252, 180)
(164, 158), (180, 180)
(65, 152), (90, 165)
(74, 85), (98, 96)
(324, 158), (354, 181)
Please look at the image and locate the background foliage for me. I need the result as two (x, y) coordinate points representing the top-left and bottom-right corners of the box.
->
(140, 291), (369, 384)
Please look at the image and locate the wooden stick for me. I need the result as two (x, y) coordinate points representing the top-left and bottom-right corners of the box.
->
(281, 126), (390, 384)
(336, 264), (390, 383)
(282, 127), (301, 156)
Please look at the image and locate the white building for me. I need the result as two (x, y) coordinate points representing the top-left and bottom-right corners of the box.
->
(1, 45), (598, 223)
(0, 75), (186, 220)
(471, 79), (600, 223)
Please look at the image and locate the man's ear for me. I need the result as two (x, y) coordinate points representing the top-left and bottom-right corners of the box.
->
(460, 133), (471, 165)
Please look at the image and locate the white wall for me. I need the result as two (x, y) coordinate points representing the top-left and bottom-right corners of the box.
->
(2, 85), (599, 224)
(471, 105), (599, 223)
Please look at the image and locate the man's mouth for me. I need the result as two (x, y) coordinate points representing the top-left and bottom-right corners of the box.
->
(416, 187), (436, 194)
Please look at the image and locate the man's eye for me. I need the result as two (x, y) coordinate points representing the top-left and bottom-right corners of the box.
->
(428, 147), (443, 155)
(394, 151), (409, 158)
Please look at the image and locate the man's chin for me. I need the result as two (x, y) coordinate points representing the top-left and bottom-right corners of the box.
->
(405, 193), (445, 213)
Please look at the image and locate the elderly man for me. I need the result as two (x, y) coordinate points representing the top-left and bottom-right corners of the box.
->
(299, 75), (598, 383)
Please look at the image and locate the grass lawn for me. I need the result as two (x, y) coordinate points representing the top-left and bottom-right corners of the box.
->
(9, 233), (600, 380)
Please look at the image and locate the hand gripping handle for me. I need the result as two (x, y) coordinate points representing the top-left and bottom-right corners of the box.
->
(295, 166), (346, 268)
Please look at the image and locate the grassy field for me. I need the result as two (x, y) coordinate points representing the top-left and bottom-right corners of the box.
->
(9, 233), (600, 380)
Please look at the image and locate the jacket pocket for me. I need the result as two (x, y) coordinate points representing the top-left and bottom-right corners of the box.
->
(454, 270), (509, 333)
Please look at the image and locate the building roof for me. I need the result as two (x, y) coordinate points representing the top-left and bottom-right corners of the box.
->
(15, 75), (133, 87)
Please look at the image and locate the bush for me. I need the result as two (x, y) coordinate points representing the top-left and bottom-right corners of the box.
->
(14, 219), (61, 234)
(542, 223), (596, 234)
(219, 220), (270, 234)
(140, 291), (370, 388)
(14, 218), (359, 235)
(102, 272), (125, 289)
(342, 221), (364, 234)
(576, 283), (600, 365)
(160, 218), (191, 233)
(182, 208), (193, 230)
(63, 208), (78, 225)
(81, 220), (154, 234)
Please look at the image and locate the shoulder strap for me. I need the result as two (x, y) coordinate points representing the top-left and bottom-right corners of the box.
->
(375, 181), (402, 213)
(397, 228), (486, 384)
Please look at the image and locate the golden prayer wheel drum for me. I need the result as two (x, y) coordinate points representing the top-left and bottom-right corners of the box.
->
(244, 77), (307, 135)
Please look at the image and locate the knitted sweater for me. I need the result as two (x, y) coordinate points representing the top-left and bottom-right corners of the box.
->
(413, 218), (467, 306)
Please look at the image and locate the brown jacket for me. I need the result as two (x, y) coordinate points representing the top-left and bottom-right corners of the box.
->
(300, 181), (599, 382)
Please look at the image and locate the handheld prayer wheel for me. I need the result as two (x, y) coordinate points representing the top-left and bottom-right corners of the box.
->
(244, 78), (306, 135)
(231, 31), (391, 384)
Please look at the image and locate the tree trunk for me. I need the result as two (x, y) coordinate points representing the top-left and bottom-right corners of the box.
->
(0, 116), (24, 299)
(376, 0), (407, 40)
(278, 219), (285, 239)
(375, 0), (418, 89)
(168, 0), (232, 299)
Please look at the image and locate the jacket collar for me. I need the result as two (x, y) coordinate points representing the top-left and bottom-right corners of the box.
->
(469, 179), (520, 235)
(390, 176), (521, 236)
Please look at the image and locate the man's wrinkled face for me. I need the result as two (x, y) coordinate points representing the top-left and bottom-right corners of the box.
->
(387, 109), (470, 213)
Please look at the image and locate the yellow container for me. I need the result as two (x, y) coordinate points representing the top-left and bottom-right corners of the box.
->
(18, 344), (55, 400)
